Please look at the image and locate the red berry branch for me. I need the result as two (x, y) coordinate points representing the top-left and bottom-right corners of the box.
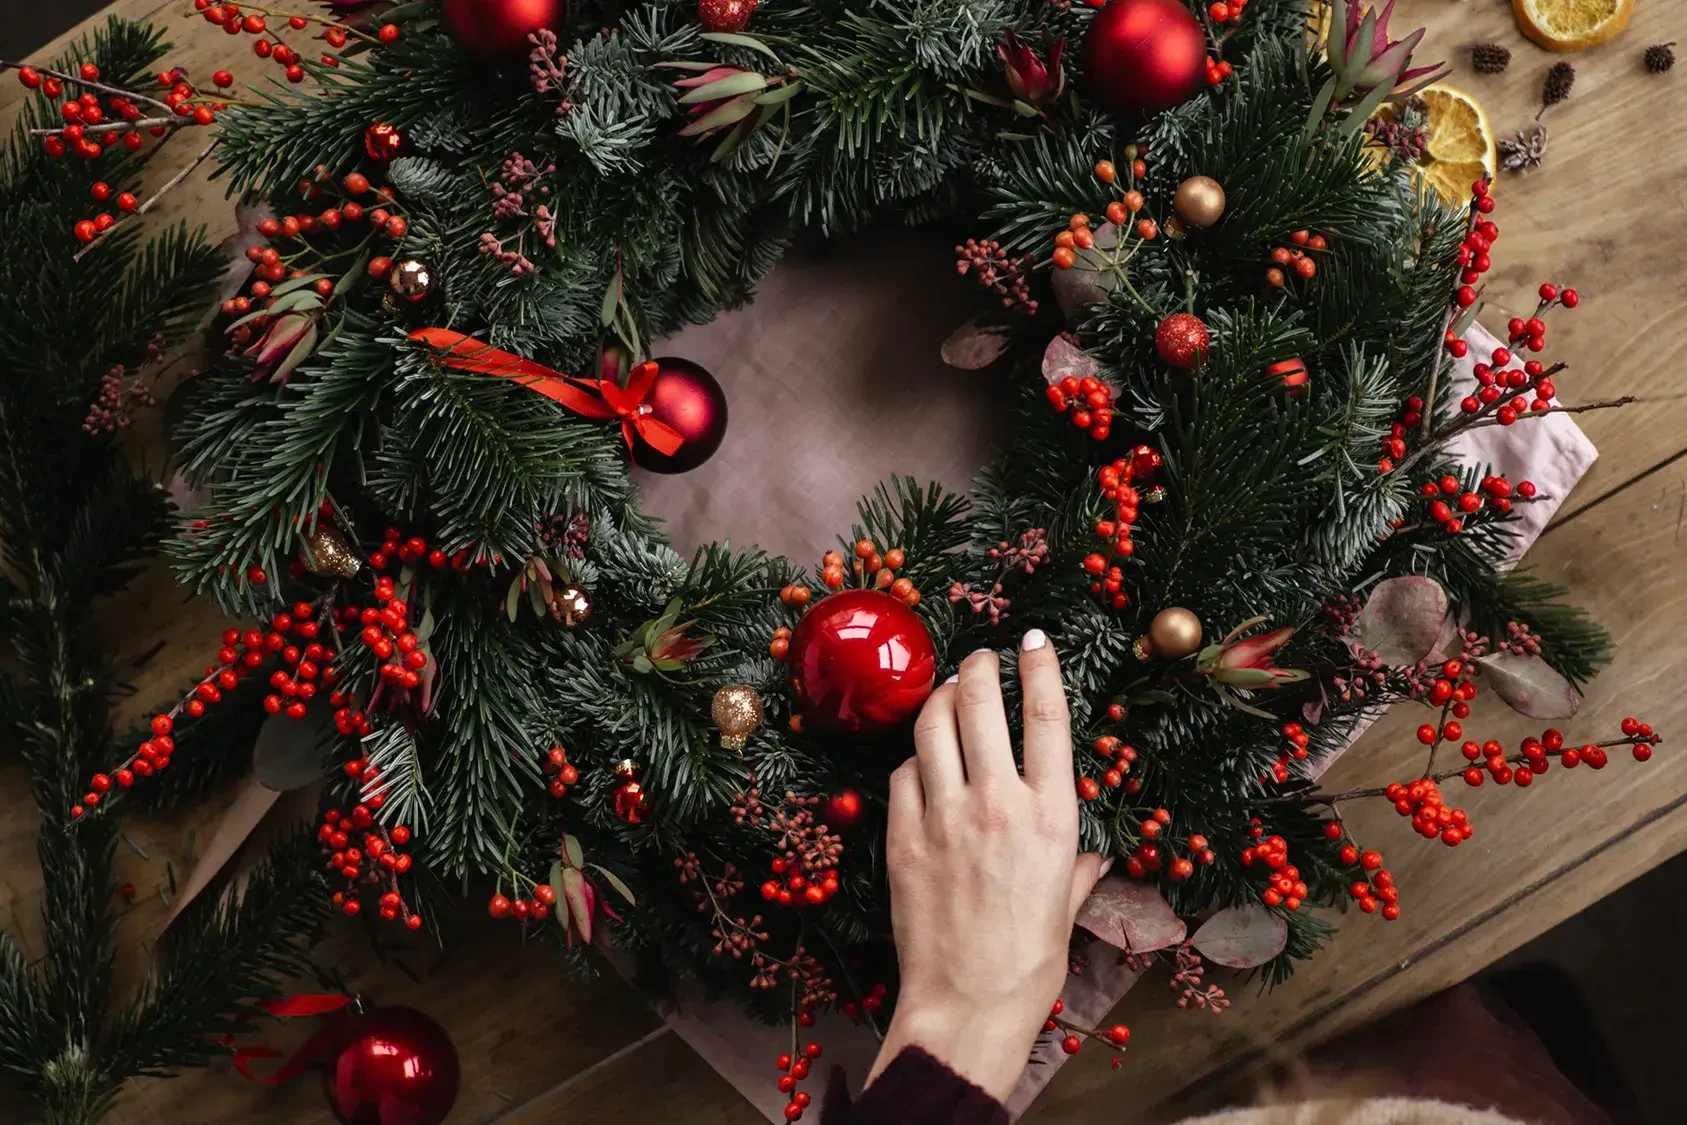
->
(1081, 446), (1162, 605)
(1046, 996), (1134, 1067)
(1049, 147), (1162, 318)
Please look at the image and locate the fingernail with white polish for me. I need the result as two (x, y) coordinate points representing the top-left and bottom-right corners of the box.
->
(1021, 628), (1047, 652)
(943, 674), (959, 685)
(1098, 856), (1115, 877)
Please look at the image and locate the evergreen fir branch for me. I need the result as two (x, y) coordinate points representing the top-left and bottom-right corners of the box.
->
(847, 476), (971, 591)
(104, 831), (331, 1078)
(385, 156), (469, 204)
(0, 931), (52, 1082)
(361, 723), (431, 832)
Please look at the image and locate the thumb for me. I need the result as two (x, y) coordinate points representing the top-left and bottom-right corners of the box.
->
(1066, 852), (1108, 921)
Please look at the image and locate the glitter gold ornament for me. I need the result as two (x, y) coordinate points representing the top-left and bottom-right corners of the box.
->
(296, 521), (361, 578)
(389, 259), (432, 303)
(1172, 176), (1226, 228)
(550, 582), (591, 626)
(1147, 607), (1203, 659)
(710, 684), (763, 751)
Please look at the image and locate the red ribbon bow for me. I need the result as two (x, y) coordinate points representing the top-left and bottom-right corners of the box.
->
(223, 993), (355, 1085)
(409, 328), (683, 457)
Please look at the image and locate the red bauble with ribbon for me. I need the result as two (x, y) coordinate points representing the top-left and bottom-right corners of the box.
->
(787, 590), (937, 735)
(324, 1007), (460, 1125)
(630, 357), (728, 474)
(442, 0), (561, 61)
(1082, 0), (1207, 116)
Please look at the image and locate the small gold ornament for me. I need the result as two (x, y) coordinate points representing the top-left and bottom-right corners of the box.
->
(1132, 636), (1154, 662)
(1163, 214), (1188, 241)
(1141, 484), (1169, 504)
(296, 521), (361, 578)
(1148, 607), (1204, 659)
(1172, 176), (1226, 228)
(550, 582), (591, 626)
(389, 259), (432, 302)
(710, 684), (764, 751)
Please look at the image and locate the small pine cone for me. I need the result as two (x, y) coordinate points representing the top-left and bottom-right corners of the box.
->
(1645, 43), (1676, 74)
(1471, 42), (1511, 75)
(1542, 61), (1576, 106)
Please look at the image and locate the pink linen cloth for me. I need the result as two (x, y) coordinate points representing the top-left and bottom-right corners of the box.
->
(634, 235), (1597, 1122)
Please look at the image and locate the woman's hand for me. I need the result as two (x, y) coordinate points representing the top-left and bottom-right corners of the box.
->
(868, 628), (1104, 1101)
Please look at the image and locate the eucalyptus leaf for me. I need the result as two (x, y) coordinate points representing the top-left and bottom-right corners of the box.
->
(1346, 576), (1449, 666)
(1474, 651), (1579, 719)
(1192, 906), (1288, 968)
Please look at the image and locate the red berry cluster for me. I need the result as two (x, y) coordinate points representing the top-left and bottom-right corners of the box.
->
(319, 805), (420, 927)
(16, 60), (192, 167)
(839, 981), (888, 1023)
(1347, 859), (1399, 920)
(1447, 180), (1501, 319)
(1377, 393), (1423, 471)
(1082, 446), (1159, 607)
(366, 526), (471, 573)
(1416, 474), (1534, 535)
(356, 575), (428, 693)
(254, 600), (338, 718)
(1458, 344), (1557, 424)
(1045, 371), (1117, 441)
(1122, 811), (1212, 882)
(1082, 735), (1138, 797)
(1264, 229), (1326, 288)
(1385, 777), (1472, 847)
(542, 745), (580, 799)
(1267, 721), (1311, 783)
(739, 791), (842, 909)
(1048, 996), (1132, 1065)
(193, 0), (395, 82)
(1202, 0), (1246, 84)
(487, 880), (556, 922)
(772, 1041), (823, 1121)
(1240, 826), (1305, 911)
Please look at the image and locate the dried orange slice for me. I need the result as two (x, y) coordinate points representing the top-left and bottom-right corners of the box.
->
(1512, 0), (1633, 53)
(1369, 86), (1496, 205)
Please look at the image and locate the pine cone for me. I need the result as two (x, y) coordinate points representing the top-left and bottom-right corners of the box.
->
(1646, 43), (1676, 74)
(1472, 43), (1511, 75)
(1542, 61), (1576, 106)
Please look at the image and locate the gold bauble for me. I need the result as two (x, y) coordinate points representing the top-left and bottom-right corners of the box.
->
(388, 259), (432, 302)
(550, 582), (592, 626)
(1163, 214), (1188, 241)
(1172, 176), (1226, 228)
(296, 521), (361, 578)
(710, 684), (764, 751)
(1148, 607), (1204, 659)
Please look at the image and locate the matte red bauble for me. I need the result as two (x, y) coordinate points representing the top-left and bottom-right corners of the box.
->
(1082, 0), (1207, 116)
(442, 0), (562, 62)
(1155, 312), (1210, 371)
(323, 1007), (459, 1125)
(630, 357), (728, 474)
(787, 590), (937, 735)
(825, 786), (865, 830)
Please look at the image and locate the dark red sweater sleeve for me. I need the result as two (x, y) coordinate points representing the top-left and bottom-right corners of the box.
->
(821, 1046), (1009, 1125)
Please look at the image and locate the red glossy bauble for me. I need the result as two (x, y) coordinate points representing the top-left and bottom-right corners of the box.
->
(323, 1007), (459, 1125)
(1155, 312), (1210, 371)
(630, 357), (729, 474)
(1082, 0), (1207, 116)
(442, 0), (562, 62)
(787, 590), (937, 735)
(825, 786), (865, 830)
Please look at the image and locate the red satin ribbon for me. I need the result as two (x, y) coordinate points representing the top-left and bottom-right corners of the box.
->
(409, 328), (684, 456)
(226, 993), (354, 1085)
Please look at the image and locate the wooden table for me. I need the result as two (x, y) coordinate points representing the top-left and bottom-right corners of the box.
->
(5, 2), (1686, 1122)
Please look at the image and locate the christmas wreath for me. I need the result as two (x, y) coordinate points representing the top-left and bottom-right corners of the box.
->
(23, 0), (1662, 1111)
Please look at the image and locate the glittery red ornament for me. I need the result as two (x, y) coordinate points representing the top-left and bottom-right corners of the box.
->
(1128, 443), (1162, 482)
(825, 787), (865, 830)
(323, 1007), (459, 1125)
(630, 357), (728, 474)
(363, 122), (404, 162)
(1082, 0), (1207, 116)
(698, 0), (757, 33)
(442, 0), (562, 62)
(612, 760), (648, 824)
(1154, 312), (1210, 371)
(787, 590), (937, 735)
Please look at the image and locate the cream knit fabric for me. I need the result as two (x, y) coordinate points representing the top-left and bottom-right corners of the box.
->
(1179, 1097), (1531, 1125)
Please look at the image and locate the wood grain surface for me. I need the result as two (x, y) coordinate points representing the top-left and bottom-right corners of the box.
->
(4, 1), (1685, 1122)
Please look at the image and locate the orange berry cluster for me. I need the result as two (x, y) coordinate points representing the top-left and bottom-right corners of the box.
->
(769, 624), (793, 660)
(1239, 826), (1306, 911)
(1268, 720), (1311, 783)
(487, 880), (556, 922)
(1053, 156), (1154, 272)
(776, 582), (812, 607)
(1045, 373), (1115, 440)
(813, 539), (918, 602)
(543, 745), (580, 799)
(772, 1041), (823, 1122)
(1264, 230), (1326, 288)
(319, 805), (420, 927)
(1385, 777), (1472, 846)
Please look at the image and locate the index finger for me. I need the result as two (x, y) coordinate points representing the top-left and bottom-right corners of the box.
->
(1016, 628), (1072, 791)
